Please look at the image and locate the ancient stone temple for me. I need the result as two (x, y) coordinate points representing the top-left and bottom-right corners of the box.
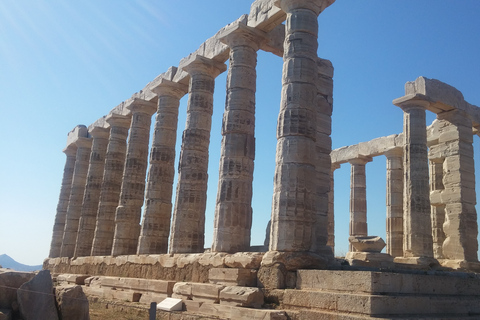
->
(44, 0), (480, 318)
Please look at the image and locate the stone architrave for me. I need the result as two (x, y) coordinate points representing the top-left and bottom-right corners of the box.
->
(137, 80), (188, 254)
(170, 55), (226, 254)
(49, 144), (77, 258)
(429, 158), (445, 259)
(74, 127), (110, 257)
(437, 110), (478, 262)
(270, 0), (333, 252)
(212, 22), (266, 253)
(385, 149), (404, 258)
(112, 99), (157, 256)
(348, 156), (372, 252)
(394, 97), (434, 261)
(60, 137), (93, 258)
(91, 114), (131, 256)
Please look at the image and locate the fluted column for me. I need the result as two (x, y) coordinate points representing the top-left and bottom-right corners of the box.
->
(385, 149), (404, 258)
(49, 144), (77, 258)
(91, 114), (131, 256)
(74, 127), (110, 257)
(212, 23), (266, 253)
(137, 80), (188, 254)
(270, 0), (332, 252)
(396, 99), (434, 260)
(112, 99), (157, 256)
(169, 55), (226, 254)
(327, 164), (340, 251)
(60, 137), (92, 258)
(348, 156), (372, 252)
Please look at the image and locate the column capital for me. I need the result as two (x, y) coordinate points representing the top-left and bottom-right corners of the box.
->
(182, 55), (227, 78)
(62, 144), (77, 156)
(332, 163), (341, 171)
(126, 98), (157, 116)
(89, 126), (110, 139)
(151, 79), (188, 99)
(218, 21), (267, 50)
(275, 0), (335, 15)
(384, 148), (403, 159)
(75, 136), (92, 149)
(393, 93), (432, 112)
(349, 155), (372, 166)
(106, 113), (131, 128)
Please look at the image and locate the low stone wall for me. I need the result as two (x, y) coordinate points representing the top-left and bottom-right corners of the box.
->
(43, 253), (263, 283)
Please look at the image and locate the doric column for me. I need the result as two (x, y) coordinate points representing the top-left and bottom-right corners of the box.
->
(438, 110), (478, 262)
(137, 80), (188, 254)
(74, 127), (110, 257)
(60, 137), (93, 258)
(396, 98), (434, 260)
(385, 149), (404, 258)
(112, 99), (157, 256)
(348, 156), (372, 252)
(429, 158), (445, 259)
(212, 23), (266, 253)
(270, 0), (331, 252)
(49, 144), (77, 258)
(169, 55), (226, 254)
(327, 163), (340, 251)
(91, 114), (131, 256)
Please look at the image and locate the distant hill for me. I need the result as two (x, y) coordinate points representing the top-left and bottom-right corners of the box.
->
(0, 254), (42, 272)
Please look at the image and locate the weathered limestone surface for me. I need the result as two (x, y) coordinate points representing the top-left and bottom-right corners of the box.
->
(208, 267), (257, 287)
(219, 286), (264, 308)
(385, 148), (403, 258)
(112, 99), (157, 256)
(49, 144), (77, 258)
(17, 270), (59, 320)
(91, 113), (131, 256)
(55, 285), (90, 320)
(212, 21), (266, 253)
(61, 136), (93, 258)
(429, 154), (446, 259)
(170, 55), (226, 254)
(137, 71), (188, 255)
(75, 127), (110, 257)
(0, 270), (35, 309)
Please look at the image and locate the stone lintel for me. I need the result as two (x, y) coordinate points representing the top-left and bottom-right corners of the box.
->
(218, 19), (268, 50)
(88, 116), (108, 131)
(274, 0), (335, 15)
(248, 0), (286, 32)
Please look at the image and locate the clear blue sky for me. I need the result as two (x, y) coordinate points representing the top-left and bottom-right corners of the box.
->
(0, 1), (479, 265)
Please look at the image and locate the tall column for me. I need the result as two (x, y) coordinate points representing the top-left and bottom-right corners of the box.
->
(348, 156), (371, 252)
(429, 158), (445, 259)
(212, 23), (266, 253)
(49, 144), (77, 258)
(91, 114), (131, 256)
(327, 164), (340, 251)
(112, 99), (157, 256)
(60, 137), (92, 258)
(137, 80), (188, 254)
(385, 149), (404, 258)
(395, 99), (434, 261)
(74, 127), (110, 257)
(270, 0), (331, 252)
(438, 110), (478, 262)
(170, 55), (226, 254)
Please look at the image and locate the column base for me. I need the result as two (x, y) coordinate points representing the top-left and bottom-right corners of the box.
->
(439, 259), (480, 272)
(394, 256), (439, 268)
(345, 252), (394, 269)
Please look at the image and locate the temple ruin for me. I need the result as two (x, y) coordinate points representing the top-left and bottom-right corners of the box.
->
(44, 0), (480, 318)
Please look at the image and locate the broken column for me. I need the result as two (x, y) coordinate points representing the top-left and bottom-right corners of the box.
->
(60, 136), (92, 258)
(270, 0), (334, 252)
(385, 149), (404, 258)
(170, 55), (226, 253)
(74, 126), (110, 257)
(112, 99), (157, 256)
(91, 113), (131, 256)
(212, 22), (266, 253)
(393, 96), (434, 262)
(348, 156), (372, 252)
(49, 144), (78, 258)
(137, 78), (188, 254)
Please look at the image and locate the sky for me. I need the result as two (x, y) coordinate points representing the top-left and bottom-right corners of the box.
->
(0, 1), (479, 265)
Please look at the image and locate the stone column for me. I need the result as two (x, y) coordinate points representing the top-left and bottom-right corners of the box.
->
(137, 80), (188, 254)
(112, 99), (157, 256)
(49, 144), (77, 258)
(385, 149), (404, 258)
(169, 55), (226, 254)
(60, 137), (93, 258)
(348, 156), (372, 252)
(327, 164), (340, 251)
(438, 110), (478, 262)
(429, 158), (445, 259)
(270, 0), (331, 252)
(396, 99), (434, 261)
(212, 23), (266, 253)
(91, 114), (131, 256)
(74, 127), (110, 257)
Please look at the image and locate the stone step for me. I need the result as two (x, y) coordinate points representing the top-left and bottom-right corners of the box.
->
(282, 289), (480, 317)
(296, 270), (480, 296)
(184, 300), (288, 320)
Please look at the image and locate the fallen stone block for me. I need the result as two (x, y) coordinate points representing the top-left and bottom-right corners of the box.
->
(172, 282), (192, 300)
(55, 285), (89, 320)
(220, 286), (264, 308)
(209, 268), (257, 286)
(191, 283), (225, 303)
(0, 270), (35, 309)
(17, 270), (58, 320)
(56, 274), (90, 285)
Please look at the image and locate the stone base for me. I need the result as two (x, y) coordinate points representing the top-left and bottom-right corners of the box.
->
(439, 259), (480, 272)
(345, 252), (394, 269)
(394, 256), (439, 269)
